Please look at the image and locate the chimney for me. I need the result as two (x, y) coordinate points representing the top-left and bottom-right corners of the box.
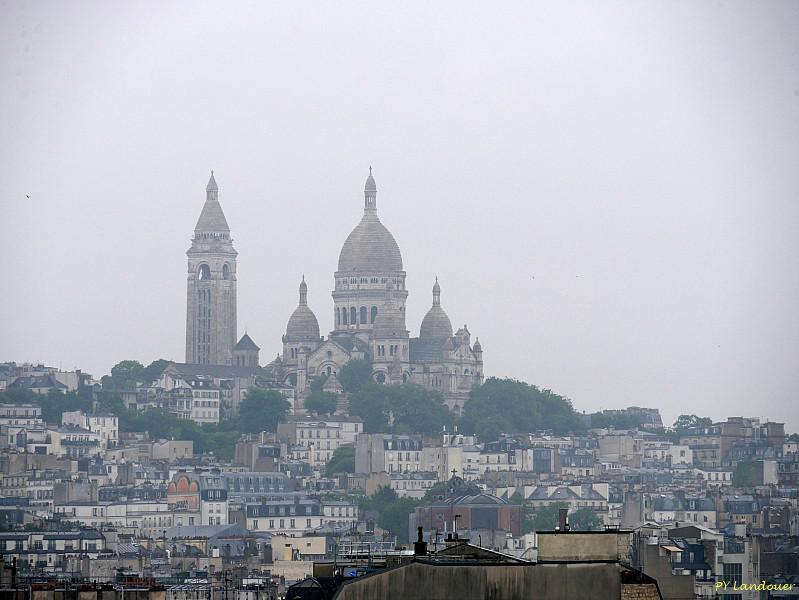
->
(558, 507), (569, 532)
(414, 526), (428, 556)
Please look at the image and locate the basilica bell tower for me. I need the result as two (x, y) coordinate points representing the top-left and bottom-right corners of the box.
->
(185, 172), (237, 365)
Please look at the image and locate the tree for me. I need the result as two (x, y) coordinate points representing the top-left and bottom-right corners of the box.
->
(349, 383), (453, 434)
(140, 359), (170, 386)
(96, 391), (125, 415)
(339, 360), (373, 393)
(526, 502), (568, 532)
(733, 460), (760, 487)
(309, 374), (329, 393)
(672, 414), (713, 435)
(588, 412), (642, 430)
(359, 486), (421, 544)
(117, 407), (240, 460)
(105, 360), (145, 390)
(0, 388), (39, 405)
(239, 388), (290, 433)
(325, 445), (355, 476)
(460, 378), (584, 441)
(569, 508), (602, 531)
(36, 389), (92, 424)
(305, 391), (338, 416)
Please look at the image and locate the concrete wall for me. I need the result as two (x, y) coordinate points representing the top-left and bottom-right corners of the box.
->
(538, 532), (632, 563)
(334, 561), (625, 600)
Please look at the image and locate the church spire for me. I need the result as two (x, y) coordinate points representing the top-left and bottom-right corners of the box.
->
(206, 170), (218, 193)
(195, 171), (230, 234)
(299, 275), (308, 306)
(364, 166), (377, 214)
(432, 277), (441, 306)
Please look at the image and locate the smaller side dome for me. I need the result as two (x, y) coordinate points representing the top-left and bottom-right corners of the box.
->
(420, 278), (453, 339)
(286, 276), (320, 340)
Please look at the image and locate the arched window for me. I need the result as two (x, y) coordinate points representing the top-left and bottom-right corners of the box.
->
(360, 306), (367, 324)
(198, 264), (211, 280)
(326, 366), (332, 376)
(350, 307), (357, 325)
(336, 308), (340, 326)
(375, 372), (386, 384)
(342, 309), (348, 325)
(371, 306), (378, 323)
(222, 264), (230, 280)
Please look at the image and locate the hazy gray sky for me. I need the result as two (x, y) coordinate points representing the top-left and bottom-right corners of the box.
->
(2, 1), (798, 431)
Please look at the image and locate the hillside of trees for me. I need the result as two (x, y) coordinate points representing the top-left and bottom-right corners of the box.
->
(4, 359), (722, 458)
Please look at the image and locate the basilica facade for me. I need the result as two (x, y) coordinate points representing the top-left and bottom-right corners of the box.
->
(185, 170), (484, 412)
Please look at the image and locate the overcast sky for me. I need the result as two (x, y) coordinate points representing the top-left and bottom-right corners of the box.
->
(1, 1), (798, 431)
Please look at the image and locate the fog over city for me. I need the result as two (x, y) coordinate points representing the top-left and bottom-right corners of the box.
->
(1, 1), (797, 431)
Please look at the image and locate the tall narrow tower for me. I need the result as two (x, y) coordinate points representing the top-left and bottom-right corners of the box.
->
(185, 172), (237, 365)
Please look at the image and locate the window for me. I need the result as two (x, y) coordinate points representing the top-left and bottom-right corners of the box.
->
(723, 563), (742, 586)
(350, 307), (357, 325)
(253, 520), (259, 529)
(371, 306), (378, 323)
(360, 306), (367, 324)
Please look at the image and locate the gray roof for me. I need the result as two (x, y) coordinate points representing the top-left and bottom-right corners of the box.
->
(166, 363), (260, 379)
(409, 338), (446, 362)
(328, 334), (369, 353)
(163, 523), (250, 540)
(194, 174), (229, 233)
(233, 333), (260, 351)
(194, 198), (229, 232)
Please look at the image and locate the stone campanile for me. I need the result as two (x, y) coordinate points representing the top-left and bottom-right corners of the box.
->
(185, 172), (237, 365)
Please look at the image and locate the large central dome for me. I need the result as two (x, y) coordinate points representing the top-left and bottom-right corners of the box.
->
(338, 216), (403, 272)
(337, 170), (403, 273)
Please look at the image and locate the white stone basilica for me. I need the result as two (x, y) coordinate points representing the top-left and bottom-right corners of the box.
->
(185, 169), (484, 412)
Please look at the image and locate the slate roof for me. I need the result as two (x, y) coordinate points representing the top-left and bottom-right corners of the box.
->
(409, 338), (446, 362)
(194, 174), (229, 233)
(166, 363), (260, 379)
(233, 333), (260, 351)
(327, 334), (370, 354)
(9, 374), (66, 390)
(163, 523), (250, 540)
